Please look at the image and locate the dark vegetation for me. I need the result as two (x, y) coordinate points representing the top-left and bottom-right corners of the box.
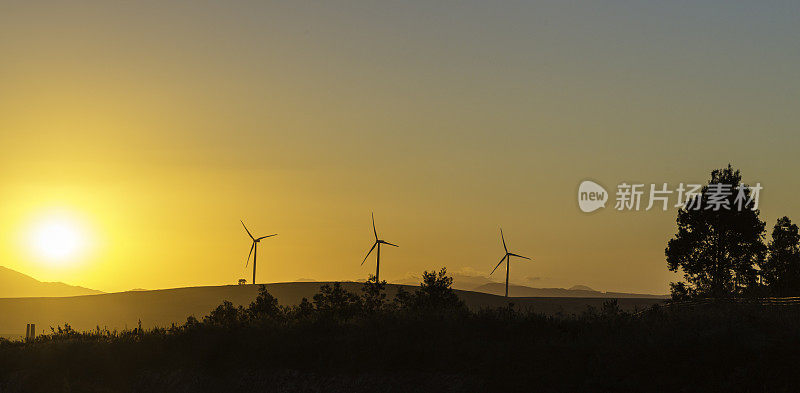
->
(2, 267), (800, 392)
(667, 165), (800, 299)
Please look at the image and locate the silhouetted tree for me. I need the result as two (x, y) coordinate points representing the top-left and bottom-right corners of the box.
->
(361, 274), (389, 313)
(288, 297), (315, 320)
(761, 217), (800, 296)
(313, 282), (362, 320)
(668, 282), (694, 301)
(247, 285), (284, 320)
(666, 165), (766, 298)
(395, 268), (467, 313)
(203, 300), (244, 326)
(184, 315), (200, 329)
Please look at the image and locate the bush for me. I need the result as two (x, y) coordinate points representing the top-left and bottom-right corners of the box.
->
(361, 274), (390, 314)
(312, 282), (362, 320)
(246, 284), (285, 321)
(203, 300), (245, 326)
(395, 268), (468, 315)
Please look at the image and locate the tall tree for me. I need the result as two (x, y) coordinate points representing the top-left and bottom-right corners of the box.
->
(395, 268), (466, 313)
(666, 165), (766, 298)
(761, 217), (800, 296)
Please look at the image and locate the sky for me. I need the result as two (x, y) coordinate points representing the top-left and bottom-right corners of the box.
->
(1, 1), (799, 294)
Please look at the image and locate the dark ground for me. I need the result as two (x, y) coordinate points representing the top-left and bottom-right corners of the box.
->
(1, 302), (798, 392)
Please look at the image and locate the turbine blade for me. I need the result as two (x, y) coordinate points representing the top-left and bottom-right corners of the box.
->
(241, 220), (255, 240)
(509, 253), (531, 260)
(257, 234), (277, 241)
(245, 242), (254, 269)
(372, 212), (378, 241)
(500, 227), (508, 253)
(361, 242), (377, 265)
(490, 255), (506, 275)
(382, 241), (399, 247)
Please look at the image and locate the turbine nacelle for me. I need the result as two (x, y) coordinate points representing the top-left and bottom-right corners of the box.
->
(490, 252), (532, 275)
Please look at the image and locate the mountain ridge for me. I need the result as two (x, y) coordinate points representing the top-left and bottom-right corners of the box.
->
(472, 282), (668, 299)
(395, 272), (667, 298)
(0, 266), (103, 298)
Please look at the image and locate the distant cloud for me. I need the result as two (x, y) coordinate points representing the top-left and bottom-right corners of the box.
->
(451, 266), (489, 277)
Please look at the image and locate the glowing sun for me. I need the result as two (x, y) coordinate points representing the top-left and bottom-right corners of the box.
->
(27, 215), (90, 265)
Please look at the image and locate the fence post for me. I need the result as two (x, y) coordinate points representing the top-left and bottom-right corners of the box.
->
(24, 323), (36, 342)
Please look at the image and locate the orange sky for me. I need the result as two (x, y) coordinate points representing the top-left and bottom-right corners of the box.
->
(1, 1), (799, 294)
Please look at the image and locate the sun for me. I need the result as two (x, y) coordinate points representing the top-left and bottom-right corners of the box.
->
(27, 214), (90, 265)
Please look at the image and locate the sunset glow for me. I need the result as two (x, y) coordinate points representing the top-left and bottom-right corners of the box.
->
(26, 213), (91, 267)
(1, 1), (798, 296)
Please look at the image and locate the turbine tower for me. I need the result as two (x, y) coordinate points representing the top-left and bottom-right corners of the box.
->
(490, 228), (531, 298)
(361, 212), (398, 282)
(241, 220), (277, 285)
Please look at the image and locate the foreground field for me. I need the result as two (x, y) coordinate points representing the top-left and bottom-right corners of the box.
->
(0, 282), (663, 337)
(1, 296), (798, 392)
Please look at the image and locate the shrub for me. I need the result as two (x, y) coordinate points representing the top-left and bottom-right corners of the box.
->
(246, 284), (285, 321)
(203, 300), (245, 327)
(395, 268), (468, 315)
(361, 275), (390, 314)
(312, 282), (362, 320)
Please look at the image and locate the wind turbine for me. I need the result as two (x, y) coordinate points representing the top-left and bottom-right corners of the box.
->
(490, 228), (531, 298)
(241, 220), (277, 285)
(361, 212), (398, 282)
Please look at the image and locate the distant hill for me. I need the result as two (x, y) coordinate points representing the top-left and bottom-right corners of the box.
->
(0, 282), (665, 337)
(0, 266), (103, 298)
(397, 273), (666, 299)
(473, 282), (668, 299)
